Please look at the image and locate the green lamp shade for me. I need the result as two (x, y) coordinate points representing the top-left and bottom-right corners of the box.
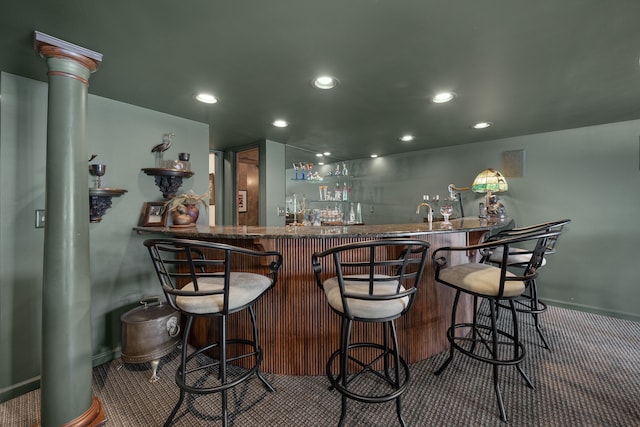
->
(471, 168), (508, 193)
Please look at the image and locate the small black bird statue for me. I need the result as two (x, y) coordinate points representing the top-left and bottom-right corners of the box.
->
(151, 132), (175, 167)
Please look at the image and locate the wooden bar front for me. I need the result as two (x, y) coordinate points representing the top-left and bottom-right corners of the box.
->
(135, 218), (510, 376)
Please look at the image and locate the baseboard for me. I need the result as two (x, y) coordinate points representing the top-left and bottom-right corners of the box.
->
(545, 298), (640, 322)
(92, 347), (121, 367)
(0, 376), (40, 403)
(1, 349), (121, 404)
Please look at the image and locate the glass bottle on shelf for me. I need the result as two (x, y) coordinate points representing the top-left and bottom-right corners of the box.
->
(334, 182), (342, 201)
(307, 162), (313, 180)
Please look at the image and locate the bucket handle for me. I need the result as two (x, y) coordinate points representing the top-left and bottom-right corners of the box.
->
(139, 295), (162, 308)
(167, 316), (180, 337)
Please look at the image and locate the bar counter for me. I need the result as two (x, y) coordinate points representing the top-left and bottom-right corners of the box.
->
(135, 218), (512, 375)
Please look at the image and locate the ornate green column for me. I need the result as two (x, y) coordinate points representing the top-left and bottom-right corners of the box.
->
(35, 32), (105, 426)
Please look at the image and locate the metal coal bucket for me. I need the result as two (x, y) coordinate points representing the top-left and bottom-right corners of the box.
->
(120, 296), (181, 382)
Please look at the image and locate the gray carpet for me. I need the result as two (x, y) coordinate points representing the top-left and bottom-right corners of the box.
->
(2, 305), (639, 426)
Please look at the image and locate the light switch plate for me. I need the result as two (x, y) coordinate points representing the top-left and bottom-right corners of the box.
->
(36, 210), (46, 228)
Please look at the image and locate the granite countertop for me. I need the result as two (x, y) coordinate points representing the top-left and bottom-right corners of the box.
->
(134, 217), (513, 239)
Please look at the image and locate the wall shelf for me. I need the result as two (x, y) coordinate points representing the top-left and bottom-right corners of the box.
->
(89, 187), (127, 223)
(142, 168), (194, 199)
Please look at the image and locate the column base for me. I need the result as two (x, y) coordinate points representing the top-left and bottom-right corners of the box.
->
(34, 396), (105, 427)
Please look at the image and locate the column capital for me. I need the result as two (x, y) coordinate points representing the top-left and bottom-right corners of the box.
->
(34, 31), (102, 83)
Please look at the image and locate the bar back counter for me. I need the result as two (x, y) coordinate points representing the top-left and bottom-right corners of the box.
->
(135, 218), (512, 376)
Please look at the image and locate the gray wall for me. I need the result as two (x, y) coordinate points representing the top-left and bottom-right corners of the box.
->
(0, 72), (209, 401)
(260, 139), (286, 226)
(287, 121), (640, 321)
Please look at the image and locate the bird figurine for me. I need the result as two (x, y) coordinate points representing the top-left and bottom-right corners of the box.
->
(151, 132), (175, 153)
(151, 132), (175, 167)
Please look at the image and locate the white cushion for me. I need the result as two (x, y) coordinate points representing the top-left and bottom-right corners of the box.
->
(175, 272), (272, 314)
(438, 263), (525, 297)
(488, 247), (546, 267)
(323, 274), (409, 319)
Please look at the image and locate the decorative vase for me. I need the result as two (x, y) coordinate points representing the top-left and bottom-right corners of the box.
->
(184, 204), (200, 223)
(171, 210), (193, 225)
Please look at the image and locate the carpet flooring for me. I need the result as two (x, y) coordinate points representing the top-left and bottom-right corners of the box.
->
(2, 305), (639, 426)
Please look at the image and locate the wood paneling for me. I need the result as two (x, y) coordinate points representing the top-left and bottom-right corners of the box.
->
(187, 233), (478, 376)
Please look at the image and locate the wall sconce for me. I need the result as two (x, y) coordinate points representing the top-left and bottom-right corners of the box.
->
(89, 159), (127, 222)
(471, 168), (508, 218)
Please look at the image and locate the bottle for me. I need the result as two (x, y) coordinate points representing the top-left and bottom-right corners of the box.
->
(342, 182), (348, 201)
(479, 202), (487, 218)
(334, 182), (342, 201)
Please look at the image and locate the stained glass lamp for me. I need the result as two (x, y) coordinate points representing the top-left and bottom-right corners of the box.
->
(472, 168), (508, 217)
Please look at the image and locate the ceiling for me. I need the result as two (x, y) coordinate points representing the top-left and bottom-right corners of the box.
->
(2, 1), (640, 165)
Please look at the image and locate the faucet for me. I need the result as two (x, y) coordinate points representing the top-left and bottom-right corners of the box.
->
(416, 202), (433, 223)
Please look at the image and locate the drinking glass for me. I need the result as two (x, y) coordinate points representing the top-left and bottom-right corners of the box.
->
(440, 204), (453, 223)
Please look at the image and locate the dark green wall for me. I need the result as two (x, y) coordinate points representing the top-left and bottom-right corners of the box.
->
(0, 72), (209, 402)
(289, 121), (640, 321)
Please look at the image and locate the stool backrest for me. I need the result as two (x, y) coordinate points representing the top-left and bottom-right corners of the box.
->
(312, 239), (430, 320)
(144, 238), (282, 314)
(481, 218), (571, 265)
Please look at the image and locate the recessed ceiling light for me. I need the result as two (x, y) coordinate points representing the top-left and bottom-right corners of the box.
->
(315, 153), (323, 157)
(195, 93), (218, 104)
(473, 121), (493, 129)
(313, 75), (339, 89)
(400, 134), (414, 142)
(432, 92), (455, 103)
(318, 162), (325, 165)
(323, 152), (331, 156)
(272, 119), (288, 128)
(370, 154), (378, 158)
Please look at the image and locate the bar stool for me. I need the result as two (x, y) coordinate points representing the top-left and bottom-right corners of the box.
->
(432, 230), (560, 422)
(312, 239), (430, 427)
(144, 238), (282, 427)
(480, 219), (570, 349)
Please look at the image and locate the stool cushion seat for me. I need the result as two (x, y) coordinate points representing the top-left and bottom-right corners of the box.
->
(488, 247), (547, 267)
(323, 274), (409, 319)
(176, 273), (272, 314)
(439, 263), (525, 297)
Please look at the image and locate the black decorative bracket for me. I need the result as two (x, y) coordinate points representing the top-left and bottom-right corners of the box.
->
(142, 168), (194, 199)
(89, 188), (127, 223)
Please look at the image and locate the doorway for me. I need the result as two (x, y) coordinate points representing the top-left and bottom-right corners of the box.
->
(235, 147), (259, 226)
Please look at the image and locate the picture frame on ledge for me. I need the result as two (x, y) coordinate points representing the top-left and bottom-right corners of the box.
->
(238, 190), (247, 213)
(141, 201), (167, 227)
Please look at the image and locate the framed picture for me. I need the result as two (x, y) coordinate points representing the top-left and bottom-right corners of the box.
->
(237, 190), (247, 213)
(142, 201), (167, 227)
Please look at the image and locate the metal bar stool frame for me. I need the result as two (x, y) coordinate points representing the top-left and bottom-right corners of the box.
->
(312, 239), (430, 427)
(432, 230), (561, 422)
(144, 238), (282, 427)
(480, 219), (570, 349)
